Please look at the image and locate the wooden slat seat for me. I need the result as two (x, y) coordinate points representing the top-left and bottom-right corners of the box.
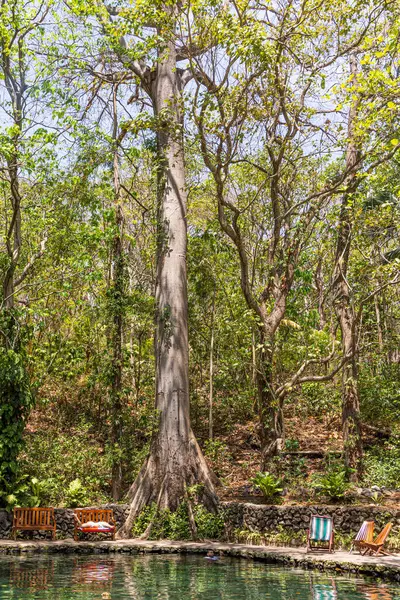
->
(351, 520), (374, 553)
(74, 509), (116, 541)
(12, 508), (56, 540)
(360, 522), (392, 556)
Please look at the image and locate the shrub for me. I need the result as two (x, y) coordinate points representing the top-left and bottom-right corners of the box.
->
(232, 526), (306, 547)
(285, 438), (300, 451)
(64, 479), (90, 508)
(0, 318), (34, 508)
(251, 472), (283, 502)
(193, 504), (225, 539)
(359, 364), (400, 425)
(362, 443), (400, 489)
(312, 469), (350, 501)
(203, 439), (232, 475)
(20, 423), (110, 506)
(131, 502), (225, 541)
(299, 382), (341, 417)
(0, 474), (44, 511)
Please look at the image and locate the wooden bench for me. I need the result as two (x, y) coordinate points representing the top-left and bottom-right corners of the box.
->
(74, 509), (116, 541)
(12, 507), (56, 540)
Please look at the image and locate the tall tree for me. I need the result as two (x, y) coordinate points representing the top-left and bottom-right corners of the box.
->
(109, 84), (125, 500)
(61, 0), (222, 534)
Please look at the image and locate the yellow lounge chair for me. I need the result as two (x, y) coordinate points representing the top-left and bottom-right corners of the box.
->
(360, 522), (392, 556)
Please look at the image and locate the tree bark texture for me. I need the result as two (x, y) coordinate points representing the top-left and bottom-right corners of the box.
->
(109, 88), (125, 501)
(209, 286), (216, 440)
(110, 201), (124, 500)
(255, 328), (284, 468)
(117, 23), (218, 538)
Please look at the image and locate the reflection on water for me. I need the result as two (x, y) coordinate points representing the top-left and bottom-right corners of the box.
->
(311, 579), (337, 600)
(0, 554), (398, 599)
(358, 584), (396, 600)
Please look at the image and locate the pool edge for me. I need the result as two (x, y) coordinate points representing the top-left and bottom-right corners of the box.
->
(0, 540), (399, 583)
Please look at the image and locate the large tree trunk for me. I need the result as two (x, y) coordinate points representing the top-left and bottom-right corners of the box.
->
(333, 53), (362, 479)
(117, 29), (218, 539)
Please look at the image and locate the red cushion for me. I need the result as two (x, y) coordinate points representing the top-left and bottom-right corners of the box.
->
(78, 526), (115, 532)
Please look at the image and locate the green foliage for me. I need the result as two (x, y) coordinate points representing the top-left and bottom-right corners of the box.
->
(0, 346), (32, 474)
(64, 479), (90, 508)
(284, 438), (300, 451)
(1, 0), (400, 516)
(359, 365), (400, 425)
(299, 383), (341, 418)
(312, 469), (350, 501)
(132, 502), (225, 541)
(251, 472), (283, 502)
(192, 504), (225, 539)
(203, 439), (232, 475)
(232, 526), (306, 547)
(0, 474), (44, 511)
(21, 424), (110, 506)
(0, 313), (34, 508)
(362, 442), (400, 489)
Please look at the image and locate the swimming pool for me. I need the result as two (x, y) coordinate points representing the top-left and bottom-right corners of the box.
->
(0, 554), (398, 599)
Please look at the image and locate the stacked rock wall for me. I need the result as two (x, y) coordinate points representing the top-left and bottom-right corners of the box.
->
(0, 502), (398, 540)
(222, 502), (399, 535)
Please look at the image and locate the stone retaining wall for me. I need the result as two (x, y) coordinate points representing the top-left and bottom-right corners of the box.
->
(222, 502), (400, 535)
(0, 502), (398, 540)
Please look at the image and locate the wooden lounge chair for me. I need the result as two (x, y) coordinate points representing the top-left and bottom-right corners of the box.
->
(74, 509), (116, 541)
(351, 520), (374, 553)
(307, 515), (334, 553)
(360, 522), (392, 556)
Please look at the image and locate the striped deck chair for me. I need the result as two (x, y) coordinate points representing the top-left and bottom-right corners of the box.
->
(351, 520), (374, 553)
(307, 515), (334, 553)
(360, 522), (392, 556)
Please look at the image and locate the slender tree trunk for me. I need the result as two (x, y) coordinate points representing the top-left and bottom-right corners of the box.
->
(374, 294), (383, 350)
(255, 328), (284, 467)
(110, 202), (124, 500)
(3, 157), (22, 310)
(251, 330), (257, 385)
(110, 89), (124, 500)
(333, 53), (362, 479)
(315, 255), (327, 330)
(117, 26), (217, 538)
(209, 285), (216, 440)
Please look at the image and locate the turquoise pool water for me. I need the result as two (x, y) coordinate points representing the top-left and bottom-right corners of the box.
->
(0, 554), (398, 599)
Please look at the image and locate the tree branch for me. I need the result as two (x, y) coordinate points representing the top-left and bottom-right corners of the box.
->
(14, 236), (48, 288)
